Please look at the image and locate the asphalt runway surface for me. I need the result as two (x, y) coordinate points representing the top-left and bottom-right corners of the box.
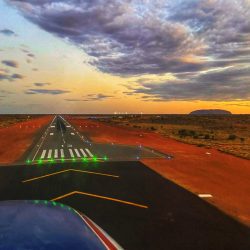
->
(0, 161), (249, 249)
(25, 115), (167, 165)
(0, 115), (249, 249)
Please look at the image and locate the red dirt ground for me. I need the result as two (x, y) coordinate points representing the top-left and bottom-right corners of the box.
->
(0, 116), (53, 164)
(67, 116), (250, 226)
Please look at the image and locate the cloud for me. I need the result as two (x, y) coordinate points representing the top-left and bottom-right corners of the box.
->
(11, 73), (24, 79)
(82, 93), (114, 101)
(0, 29), (17, 36)
(65, 94), (114, 102)
(125, 66), (250, 101)
(1, 60), (18, 68)
(7, 0), (250, 103)
(25, 88), (70, 95)
(0, 71), (24, 81)
(8, 0), (250, 76)
(33, 82), (50, 87)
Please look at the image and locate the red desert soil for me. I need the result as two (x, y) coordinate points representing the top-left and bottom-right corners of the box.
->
(0, 116), (53, 164)
(67, 116), (250, 226)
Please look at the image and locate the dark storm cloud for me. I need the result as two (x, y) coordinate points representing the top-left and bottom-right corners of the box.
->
(1, 60), (18, 68)
(126, 66), (250, 101)
(33, 82), (50, 87)
(25, 88), (70, 95)
(0, 29), (17, 36)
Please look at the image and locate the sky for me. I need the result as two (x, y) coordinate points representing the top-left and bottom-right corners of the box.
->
(0, 0), (249, 114)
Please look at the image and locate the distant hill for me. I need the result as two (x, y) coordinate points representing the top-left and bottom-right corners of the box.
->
(190, 109), (232, 115)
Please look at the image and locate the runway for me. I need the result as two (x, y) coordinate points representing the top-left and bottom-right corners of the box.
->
(1, 115), (249, 249)
(25, 115), (168, 164)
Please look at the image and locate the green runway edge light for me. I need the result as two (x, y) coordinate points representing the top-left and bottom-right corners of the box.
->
(49, 158), (55, 163)
(104, 156), (108, 161)
(38, 159), (43, 165)
(26, 159), (31, 164)
(92, 156), (97, 162)
(72, 157), (76, 162)
(61, 158), (65, 163)
(82, 157), (88, 163)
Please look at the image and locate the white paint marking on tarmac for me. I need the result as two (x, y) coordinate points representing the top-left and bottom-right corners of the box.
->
(66, 125), (71, 128)
(85, 148), (93, 157)
(47, 149), (52, 159)
(198, 194), (213, 198)
(71, 132), (75, 135)
(41, 150), (46, 159)
(50, 133), (54, 135)
(74, 149), (81, 158)
(54, 149), (58, 158)
(32, 116), (56, 161)
(51, 125), (55, 128)
(60, 149), (64, 158)
(80, 149), (87, 157)
(69, 149), (74, 158)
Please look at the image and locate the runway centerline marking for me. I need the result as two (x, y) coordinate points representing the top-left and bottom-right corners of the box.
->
(51, 191), (148, 209)
(22, 169), (119, 183)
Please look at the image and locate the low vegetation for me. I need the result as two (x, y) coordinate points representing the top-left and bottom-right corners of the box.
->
(100, 114), (250, 159)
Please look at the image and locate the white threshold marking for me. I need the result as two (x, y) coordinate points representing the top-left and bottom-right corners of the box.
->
(198, 194), (213, 198)
(50, 133), (54, 135)
(80, 149), (87, 157)
(85, 148), (93, 157)
(69, 149), (74, 158)
(66, 125), (71, 128)
(71, 132), (75, 135)
(74, 149), (81, 158)
(47, 149), (52, 158)
(32, 116), (56, 161)
(54, 149), (58, 158)
(51, 125), (55, 128)
(41, 150), (46, 159)
(60, 149), (64, 158)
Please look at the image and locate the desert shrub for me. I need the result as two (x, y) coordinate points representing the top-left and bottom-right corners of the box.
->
(178, 129), (188, 137)
(151, 126), (156, 131)
(240, 137), (245, 142)
(189, 130), (196, 136)
(204, 134), (210, 139)
(228, 134), (237, 140)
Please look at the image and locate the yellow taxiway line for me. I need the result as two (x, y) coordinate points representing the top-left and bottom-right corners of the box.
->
(22, 169), (119, 183)
(51, 190), (148, 209)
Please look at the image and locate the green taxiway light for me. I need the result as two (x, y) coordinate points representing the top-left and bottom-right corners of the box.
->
(52, 201), (57, 206)
(92, 156), (97, 162)
(44, 200), (48, 205)
(26, 160), (31, 164)
(34, 200), (39, 204)
(60, 203), (64, 208)
(61, 158), (65, 163)
(104, 156), (108, 161)
(72, 157), (76, 162)
(38, 159), (43, 164)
